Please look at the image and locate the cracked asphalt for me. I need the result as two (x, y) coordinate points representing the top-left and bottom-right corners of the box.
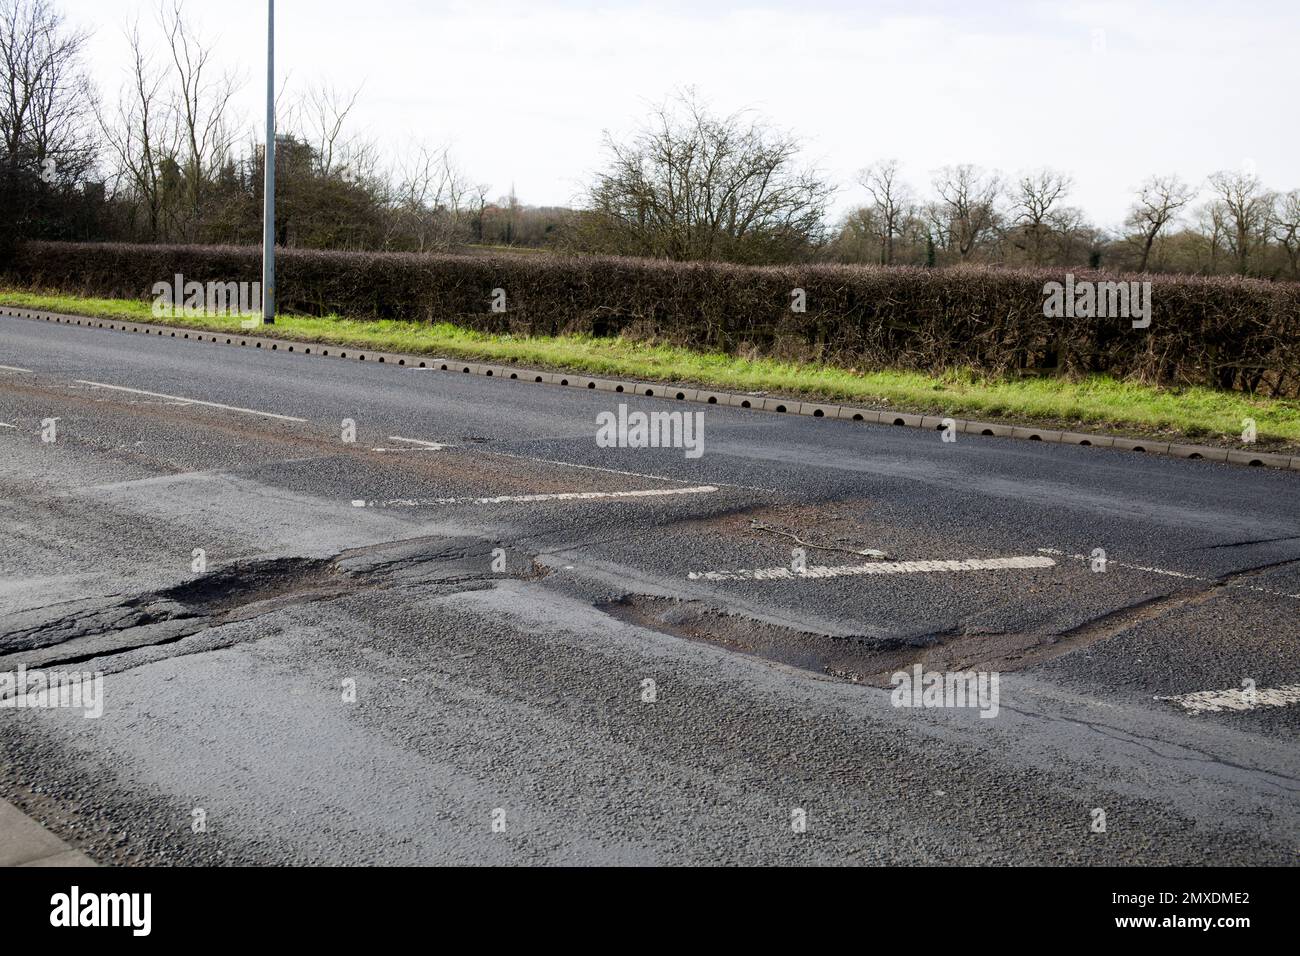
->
(1, 314), (1298, 865)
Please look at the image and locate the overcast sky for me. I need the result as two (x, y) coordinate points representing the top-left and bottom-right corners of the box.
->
(60, 0), (1298, 228)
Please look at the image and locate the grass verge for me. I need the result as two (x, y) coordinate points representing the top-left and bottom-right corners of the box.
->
(3, 288), (1297, 448)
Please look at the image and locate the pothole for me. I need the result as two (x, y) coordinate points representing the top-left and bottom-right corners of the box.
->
(602, 595), (1168, 686)
(1, 538), (545, 669)
(155, 556), (344, 615)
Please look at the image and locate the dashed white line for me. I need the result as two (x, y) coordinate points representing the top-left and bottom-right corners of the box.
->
(688, 555), (1057, 582)
(0, 422), (16, 429)
(1155, 683), (1300, 714)
(75, 380), (307, 423)
(352, 485), (719, 507)
(0, 364), (32, 373)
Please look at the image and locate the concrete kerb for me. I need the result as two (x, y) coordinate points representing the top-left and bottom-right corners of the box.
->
(0, 798), (97, 867)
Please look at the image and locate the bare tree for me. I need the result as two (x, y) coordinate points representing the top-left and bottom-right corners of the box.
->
(1009, 168), (1072, 264)
(1051, 205), (1098, 267)
(383, 141), (473, 251)
(1206, 169), (1273, 275)
(1269, 189), (1300, 279)
(96, 19), (176, 239)
(931, 164), (1001, 261)
(1193, 200), (1228, 275)
(1, 0), (96, 197)
(1125, 174), (1194, 272)
(584, 90), (834, 263)
(296, 81), (365, 179)
(856, 159), (914, 265)
(159, 0), (241, 236)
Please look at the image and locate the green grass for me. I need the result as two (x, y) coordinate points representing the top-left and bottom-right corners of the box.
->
(4, 288), (1298, 447)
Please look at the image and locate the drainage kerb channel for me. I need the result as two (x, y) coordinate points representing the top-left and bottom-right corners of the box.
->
(3, 306), (1294, 473)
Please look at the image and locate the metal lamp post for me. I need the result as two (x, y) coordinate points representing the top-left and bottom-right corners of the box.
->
(262, 0), (276, 324)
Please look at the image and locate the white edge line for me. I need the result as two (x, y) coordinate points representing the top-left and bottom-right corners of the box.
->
(0, 364), (33, 373)
(75, 380), (307, 423)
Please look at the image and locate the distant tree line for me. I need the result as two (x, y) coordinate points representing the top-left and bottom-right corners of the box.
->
(826, 161), (1299, 279)
(3, 0), (1298, 280)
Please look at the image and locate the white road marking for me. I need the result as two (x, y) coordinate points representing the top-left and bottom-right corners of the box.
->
(352, 485), (719, 507)
(1155, 683), (1300, 714)
(387, 436), (448, 449)
(481, 447), (778, 494)
(1039, 548), (1300, 601)
(0, 364), (33, 373)
(75, 380), (307, 423)
(0, 422), (16, 429)
(1038, 548), (1202, 582)
(121, 400), (203, 407)
(370, 436), (451, 451)
(689, 555), (1056, 582)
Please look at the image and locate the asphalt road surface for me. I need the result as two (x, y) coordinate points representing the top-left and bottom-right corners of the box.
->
(2, 314), (1297, 865)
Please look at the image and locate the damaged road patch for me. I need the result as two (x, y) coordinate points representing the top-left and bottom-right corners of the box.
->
(602, 594), (1115, 686)
(0, 537), (544, 671)
(0, 556), (353, 669)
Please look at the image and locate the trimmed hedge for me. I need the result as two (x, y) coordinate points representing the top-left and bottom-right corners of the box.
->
(9, 240), (1300, 395)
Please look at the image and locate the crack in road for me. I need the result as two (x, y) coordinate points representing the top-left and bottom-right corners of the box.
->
(604, 548), (1300, 688)
(1002, 703), (1300, 793)
(1190, 534), (1300, 551)
(0, 537), (543, 673)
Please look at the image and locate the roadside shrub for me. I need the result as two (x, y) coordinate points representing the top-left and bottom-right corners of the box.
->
(9, 241), (1299, 395)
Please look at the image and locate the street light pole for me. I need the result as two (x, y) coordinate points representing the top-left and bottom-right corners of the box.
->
(262, 0), (276, 324)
